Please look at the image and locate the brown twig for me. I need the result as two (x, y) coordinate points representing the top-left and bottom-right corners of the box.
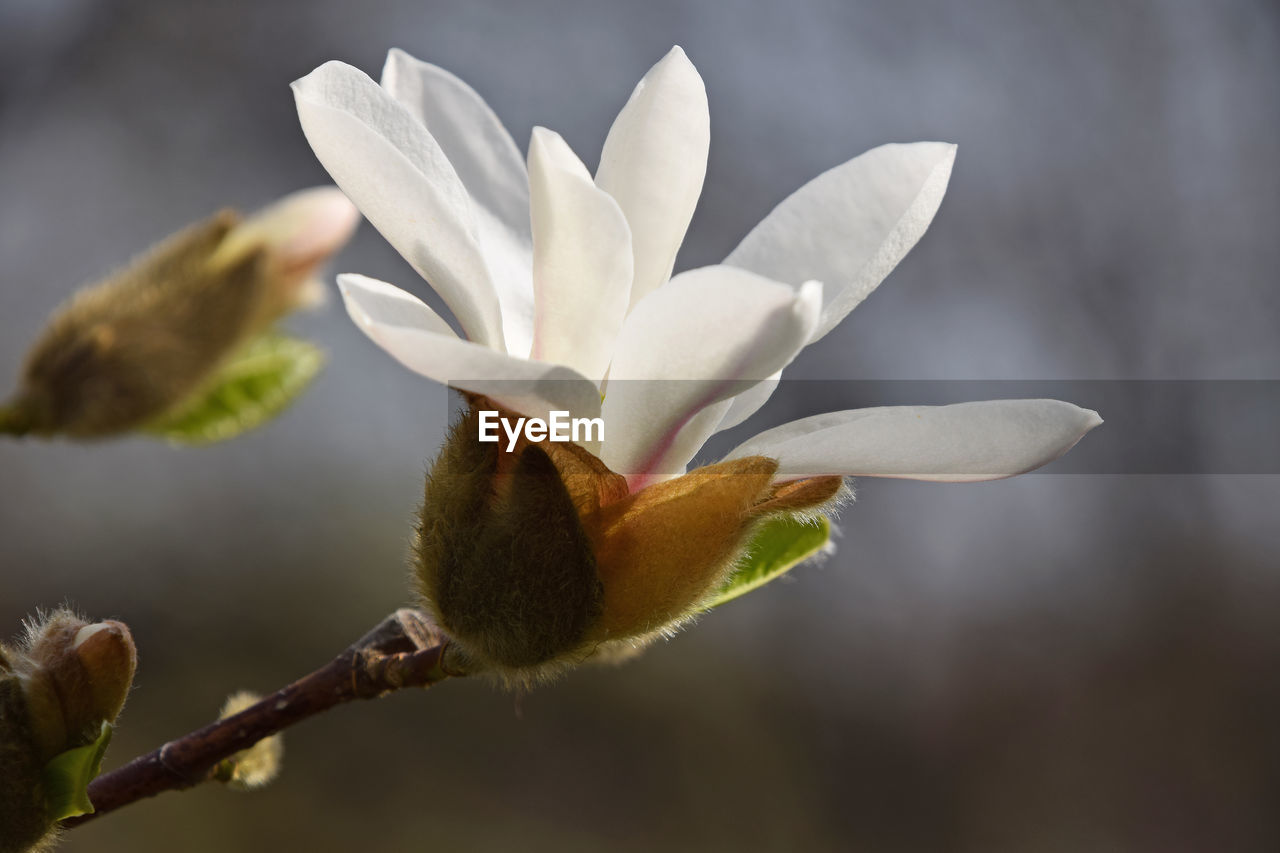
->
(65, 608), (460, 826)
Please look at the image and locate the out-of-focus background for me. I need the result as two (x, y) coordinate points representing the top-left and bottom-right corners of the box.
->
(2, 0), (1278, 850)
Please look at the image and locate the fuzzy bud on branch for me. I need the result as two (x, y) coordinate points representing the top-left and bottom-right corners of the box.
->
(414, 398), (843, 685)
(1, 188), (358, 440)
(1, 611), (137, 852)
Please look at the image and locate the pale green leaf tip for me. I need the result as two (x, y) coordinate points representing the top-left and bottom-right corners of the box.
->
(143, 331), (326, 446)
(43, 721), (113, 821)
(707, 516), (832, 609)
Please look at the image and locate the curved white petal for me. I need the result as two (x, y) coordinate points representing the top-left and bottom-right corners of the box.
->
(600, 269), (822, 485)
(727, 400), (1103, 482)
(595, 46), (709, 310)
(381, 49), (530, 245)
(292, 61), (505, 348)
(338, 274), (601, 434)
(381, 49), (535, 355)
(714, 371), (782, 432)
(726, 142), (957, 343)
(528, 128), (633, 384)
(337, 273), (459, 337)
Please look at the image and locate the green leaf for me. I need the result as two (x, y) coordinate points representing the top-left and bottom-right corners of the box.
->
(43, 721), (113, 821)
(146, 332), (324, 445)
(707, 516), (832, 609)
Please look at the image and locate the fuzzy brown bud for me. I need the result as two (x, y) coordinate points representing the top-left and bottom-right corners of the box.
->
(24, 614), (137, 755)
(413, 400), (842, 684)
(1, 188), (358, 439)
(0, 611), (137, 851)
(415, 407), (604, 673)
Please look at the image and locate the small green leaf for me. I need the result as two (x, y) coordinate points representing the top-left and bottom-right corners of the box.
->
(43, 721), (113, 821)
(707, 516), (832, 609)
(146, 332), (324, 445)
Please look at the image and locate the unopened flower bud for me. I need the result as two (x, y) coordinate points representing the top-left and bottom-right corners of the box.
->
(25, 615), (137, 754)
(414, 400), (843, 684)
(1, 188), (358, 439)
(1, 611), (137, 851)
(212, 691), (283, 791)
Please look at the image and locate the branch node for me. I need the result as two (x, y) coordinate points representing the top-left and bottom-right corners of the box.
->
(157, 742), (202, 787)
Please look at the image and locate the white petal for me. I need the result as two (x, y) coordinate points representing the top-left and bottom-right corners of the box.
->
(338, 274), (601, 434)
(714, 371), (782, 432)
(337, 273), (458, 337)
(726, 142), (957, 343)
(600, 270), (821, 486)
(727, 400), (1103, 482)
(292, 61), (505, 348)
(381, 49), (530, 246)
(710, 275), (824, 433)
(527, 127), (633, 383)
(595, 46), (709, 310)
(381, 49), (535, 355)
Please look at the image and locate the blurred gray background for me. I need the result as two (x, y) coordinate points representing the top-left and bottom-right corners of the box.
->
(2, 0), (1279, 850)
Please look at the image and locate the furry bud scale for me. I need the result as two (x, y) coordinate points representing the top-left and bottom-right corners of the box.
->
(415, 407), (604, 672)
(213, 691), (284, 791)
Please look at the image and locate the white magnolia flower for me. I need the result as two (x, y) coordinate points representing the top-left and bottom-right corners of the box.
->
(291, 46), (1101, 677)
(292, 46), (1099, 486)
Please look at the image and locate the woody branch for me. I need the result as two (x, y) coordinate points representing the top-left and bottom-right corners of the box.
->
(65, 609), (458, 826)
